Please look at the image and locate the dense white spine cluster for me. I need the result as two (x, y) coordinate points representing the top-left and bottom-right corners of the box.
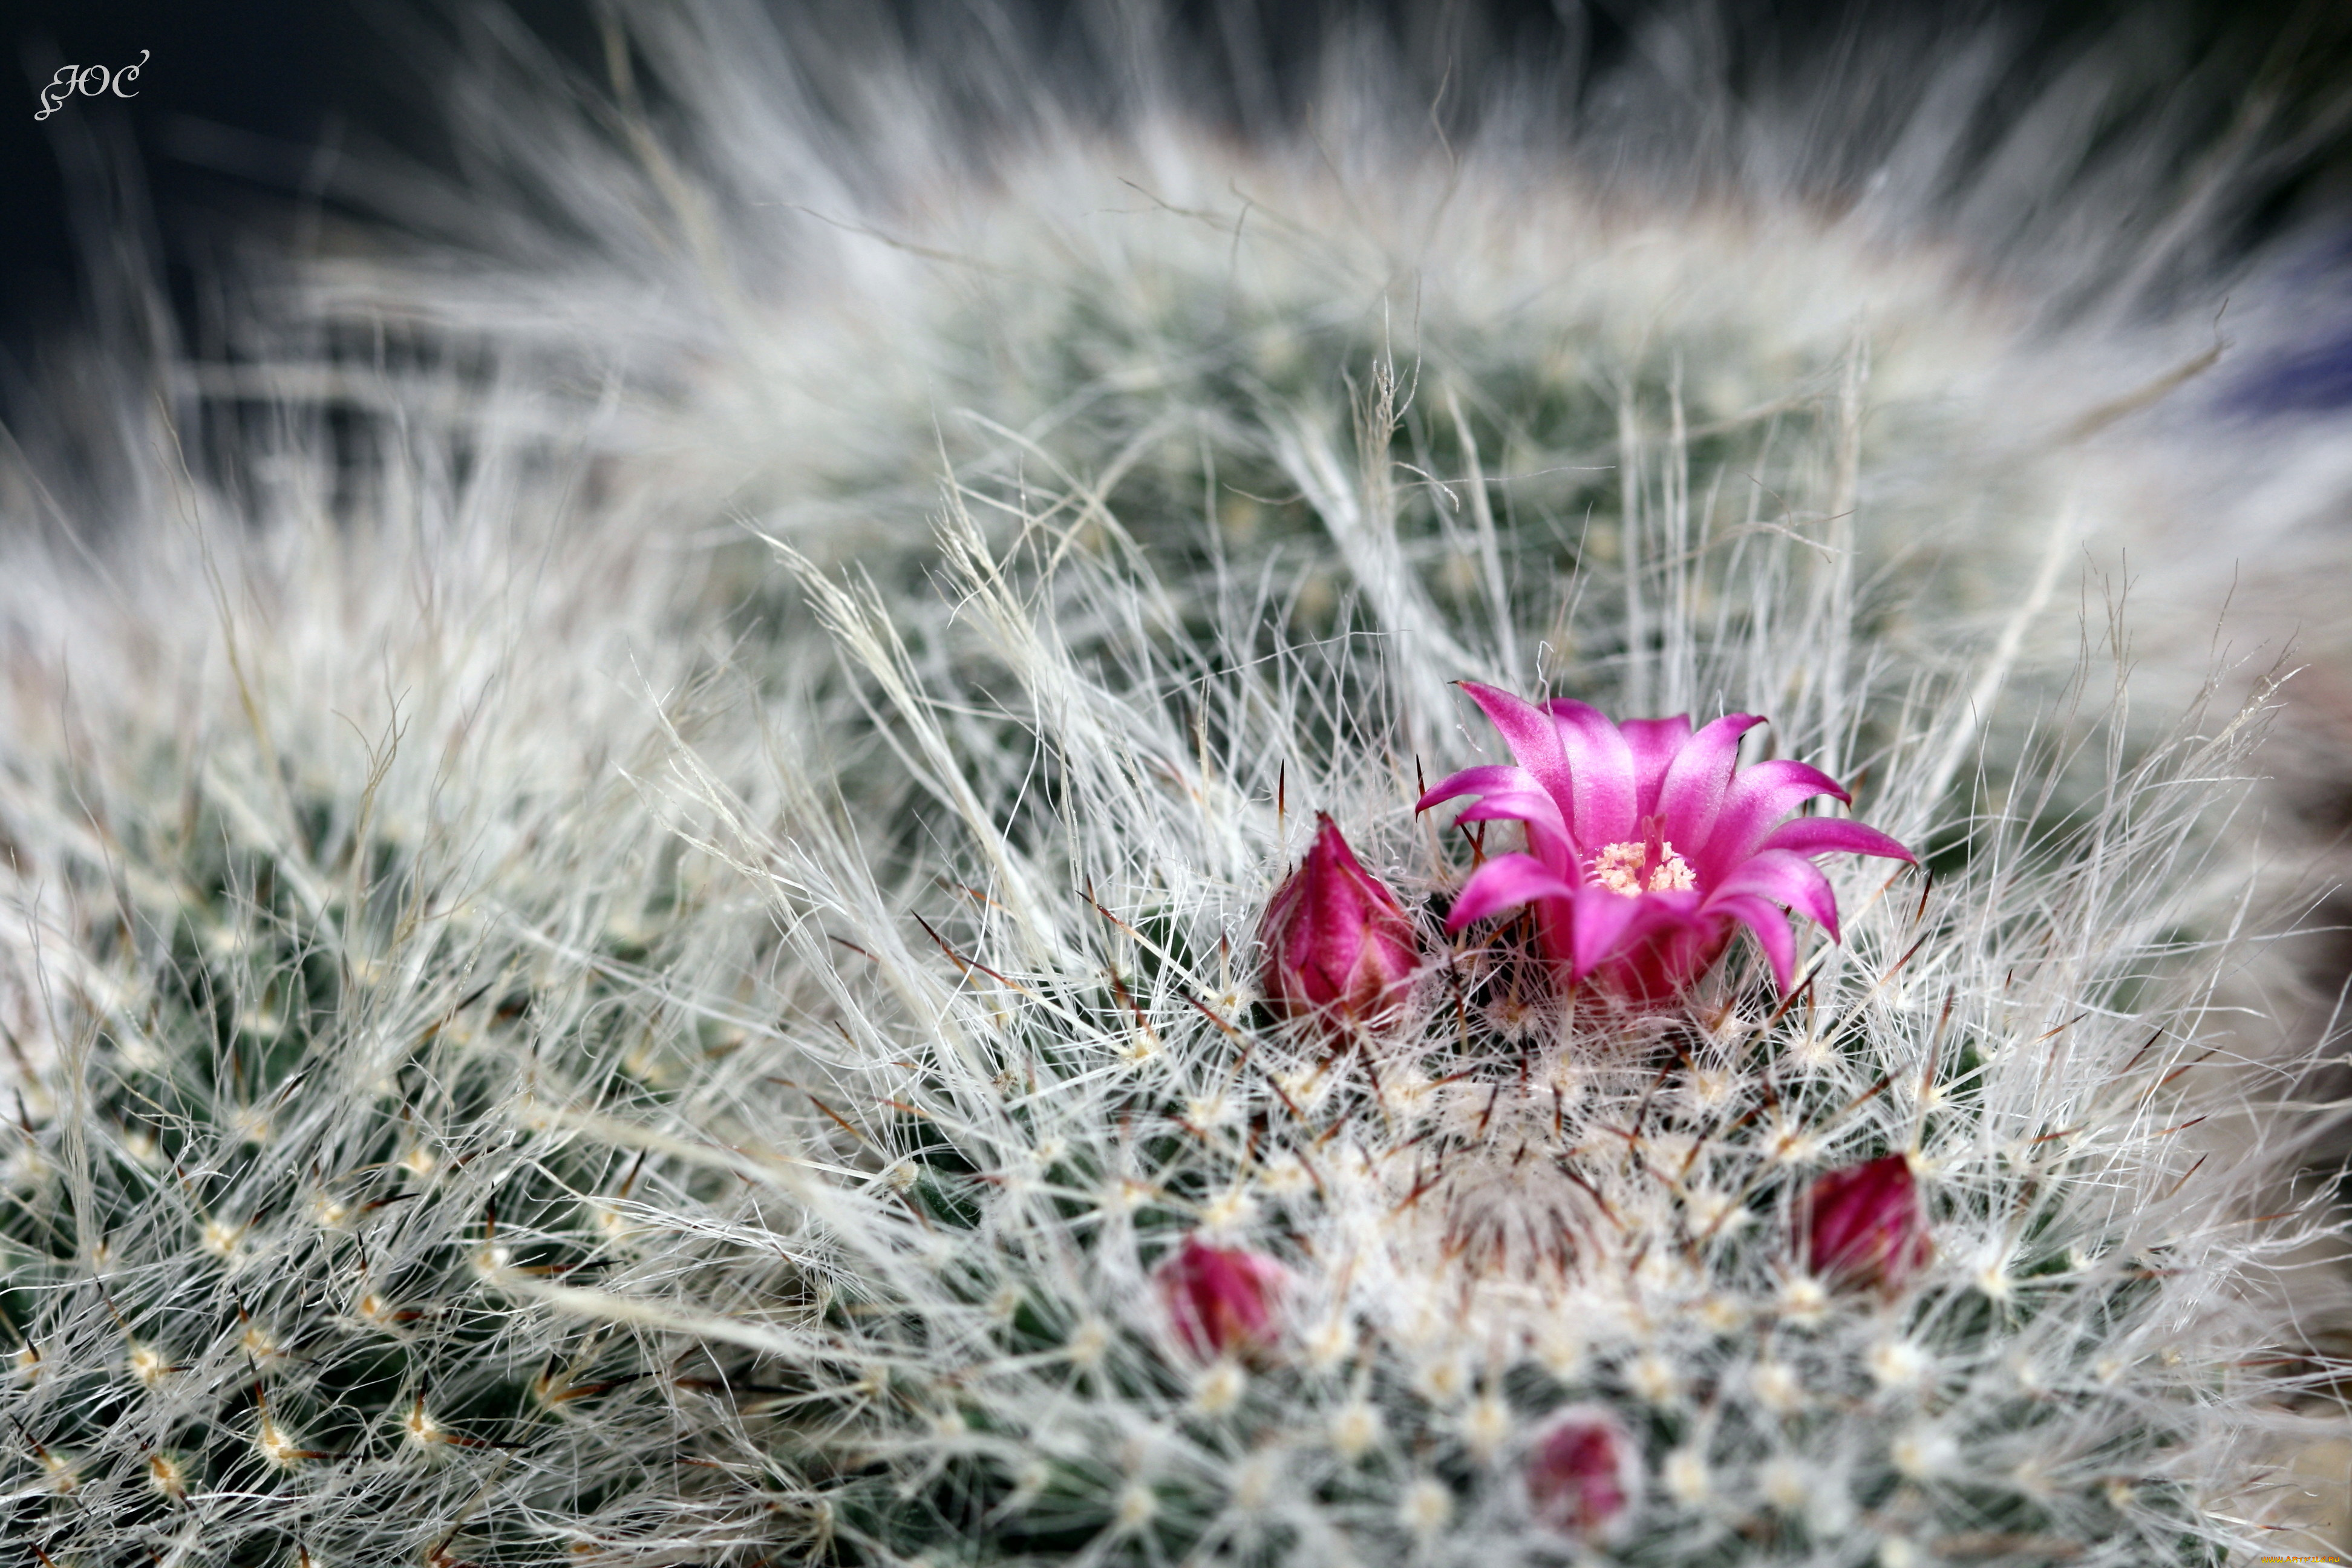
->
(1, 5), (2347, 1563)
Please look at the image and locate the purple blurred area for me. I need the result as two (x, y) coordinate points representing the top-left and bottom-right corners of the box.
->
(2233, 318), (2352, 414)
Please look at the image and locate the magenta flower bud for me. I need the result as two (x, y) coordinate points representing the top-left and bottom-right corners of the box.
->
(1153, 1235), (1287, 1361)
(1523, 1406), (1641, 1541)
(1803, 1154), (1935, 1293)
(1257, 814), (1421, 1029)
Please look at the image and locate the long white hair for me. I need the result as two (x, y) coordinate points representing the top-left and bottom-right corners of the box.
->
(1, 4), (2347, 1562)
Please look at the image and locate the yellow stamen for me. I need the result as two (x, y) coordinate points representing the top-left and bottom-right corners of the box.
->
(1592, 840), (1696, 896)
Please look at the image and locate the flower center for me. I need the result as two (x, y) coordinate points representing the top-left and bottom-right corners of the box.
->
(1591, 839), (1696, 897)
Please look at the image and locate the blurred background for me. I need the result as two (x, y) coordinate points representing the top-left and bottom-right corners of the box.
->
(5, 0), (2352, 400)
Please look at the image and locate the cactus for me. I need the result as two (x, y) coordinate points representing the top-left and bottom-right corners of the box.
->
(2, 4), (2347, 1563)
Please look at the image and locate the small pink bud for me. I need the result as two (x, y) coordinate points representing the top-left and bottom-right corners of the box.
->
(1258, 815), (1420, 1030)
(1803, 1154), (1934, 1293)
(1153, 1235), (1287, 1361)
(1523, 1406), (1641, 1541)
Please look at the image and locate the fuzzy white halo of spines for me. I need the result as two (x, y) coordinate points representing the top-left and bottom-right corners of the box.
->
(0, 4), (2345, 1564)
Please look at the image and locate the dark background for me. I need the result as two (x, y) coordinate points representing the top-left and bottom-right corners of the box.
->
(2, 0), (2349, 382)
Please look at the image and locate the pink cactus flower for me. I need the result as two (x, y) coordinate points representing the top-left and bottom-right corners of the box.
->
(1523, 1406), (1642, 1541)
(1803, 1154), (1935, 1293)
(1417, 683), (1915, 1002)
(1258, 814), (1421, 1030)
(1154, 1235), (1287, 1361)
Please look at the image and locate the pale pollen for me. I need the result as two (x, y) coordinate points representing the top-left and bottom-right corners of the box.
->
(1590, 839), (1697, 896)
(1192, 1360), (1246, 1415)
(1330, 1400), (1382, 1459)
(1761, 1457), (1807, 1510)
(1698, 1293), (1746, 1331)
(1114, 1482), (1157, 1530)
(1065, 1320), (1110, 1367)
(1779, 1276), (1829, 1323)
(1462, 1393), (1514, 1460)
(1628, 1352), (1678, 1405)
(1303, 1316), (1355, 1371)
(1260, 1157), (1315, 1196)
(1197, 1189), (1255, 1232)
(403, 1400), (448, 1446)
(146, 1451), (186, 1499)
(1183, 1095), (1233, 1128)
(1751, 1360), (1804, 1414)
(1664, 1446), (1710, 1504)
(1402, 1478), (1454, 1535)
(256, 1416), (305, 1469)
(1891, 1428), (1952, 1478)
(127, 1342), (174, 1387)
(1868, 1339), (1930, 1391)
(1232, 1452), (1278, 1512)
(1415, 1355), (1469, 1405)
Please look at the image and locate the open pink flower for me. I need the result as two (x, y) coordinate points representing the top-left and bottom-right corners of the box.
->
(1417, 684), (1913, 1001)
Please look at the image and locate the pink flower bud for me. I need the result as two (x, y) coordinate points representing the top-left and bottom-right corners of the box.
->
(1152, 1235), (1287, 1361)
(1803, 1154), (1934, 1293)
(1258, 815), (1420, 1030)
(1523, 1406), (1641, 1541)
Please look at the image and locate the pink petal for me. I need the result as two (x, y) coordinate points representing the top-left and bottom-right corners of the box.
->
(1544, 698), (1637, 846)
(1754, 817), (1916, 864)
(1459, 684), (1575, 818)
(1446, 854), (1582, 931)
(1417, 763), (1524, 813)
(1566, 884), (1645, 979)
(1418, 765), (1573, 863)
(1655, 713), (1766, 852)
(1571, 890), (1709, 987)
(1701, 759), (1853, 873)
(1618, 716), (1693, 820)
(1709, 892), (1798, 991)
(1708, 849), (1841, 938)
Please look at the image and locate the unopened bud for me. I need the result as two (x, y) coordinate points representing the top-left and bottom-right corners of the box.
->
(1523, 1406), (1641, 1541)
(1153, 1235), (1287, 1362)
(1803, 1155), (1933, 1293)
(1258, 815), (1420, 1031)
